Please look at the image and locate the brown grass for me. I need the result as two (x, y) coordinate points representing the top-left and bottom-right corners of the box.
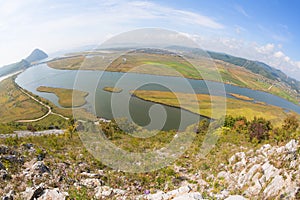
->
(132, 90), (298, 126)
(37, 86), (89, 108)
(0, 77), (46, 123)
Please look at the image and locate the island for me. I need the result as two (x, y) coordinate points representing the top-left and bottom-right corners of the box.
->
(229, 93), (254, 101)
(103, 87), (123, 93)
(131, 90), (297, 126)
(37, 86), (89, 108)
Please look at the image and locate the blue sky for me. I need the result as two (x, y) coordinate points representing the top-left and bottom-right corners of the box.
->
(0, 0), (299, 79)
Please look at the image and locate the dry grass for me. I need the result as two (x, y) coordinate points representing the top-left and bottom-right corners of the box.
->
(103, 87), (123, 93)
(229, 93), (254, 101)
(37, 86), (89, 108)
(0, 78), (46, 123)
(132, 90), (298, 126)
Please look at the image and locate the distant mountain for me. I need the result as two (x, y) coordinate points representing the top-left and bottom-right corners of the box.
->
(0, 49), (48, 77)
(26, 49), (48, 63)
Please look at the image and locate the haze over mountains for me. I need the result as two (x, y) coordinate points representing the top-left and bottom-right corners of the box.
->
(0, 49), (48, 77)
(1, 46), (299, 95)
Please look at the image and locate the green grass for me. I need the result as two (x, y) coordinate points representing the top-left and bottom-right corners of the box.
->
(37, 86), (89, 108)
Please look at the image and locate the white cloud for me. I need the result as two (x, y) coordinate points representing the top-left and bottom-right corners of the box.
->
(0, 0), (224, 66)
(255, 43), (275, 54)
(274, 51), (285, 58)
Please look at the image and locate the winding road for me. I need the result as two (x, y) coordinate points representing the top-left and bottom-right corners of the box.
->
(16, 88), (69, 123)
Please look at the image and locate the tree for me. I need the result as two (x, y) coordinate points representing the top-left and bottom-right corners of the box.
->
(248, 117), (272, 142)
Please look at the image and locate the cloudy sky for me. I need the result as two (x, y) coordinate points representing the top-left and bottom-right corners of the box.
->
(1, 0), (300, 79)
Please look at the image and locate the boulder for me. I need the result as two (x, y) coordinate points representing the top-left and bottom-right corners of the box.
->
(22, 184), (44, 200)
(32, 161), (51, 174)
(38, 188), (68, 200)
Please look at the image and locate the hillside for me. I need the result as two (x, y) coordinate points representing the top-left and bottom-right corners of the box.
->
(207, 51), (300, 93)
(0, 49), (48, 77)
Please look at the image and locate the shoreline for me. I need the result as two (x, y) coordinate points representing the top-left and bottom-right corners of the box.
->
(130, 93), (213, 120)
(45, 61), (299, 106)
(0, 70), (23, 83)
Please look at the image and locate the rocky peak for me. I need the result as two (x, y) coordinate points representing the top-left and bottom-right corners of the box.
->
(25, 49), (48, 63)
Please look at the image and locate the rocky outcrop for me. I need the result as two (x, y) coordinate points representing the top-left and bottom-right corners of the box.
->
(217, 140), (299, 199)
(0, 140), (299, 200)
(138, 185), (202, 200)
(22, 184), (68, 200)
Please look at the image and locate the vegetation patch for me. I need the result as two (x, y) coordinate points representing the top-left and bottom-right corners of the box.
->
(37, 86), (88, 108)
(132, 90), (298, 126)
(229, 93), (254, 101)
(0, 77), (46, 123)
(103, 87), (123, 93)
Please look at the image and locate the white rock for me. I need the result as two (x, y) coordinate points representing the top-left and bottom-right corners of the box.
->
(245, 172), (262, 196)
(225, 195), (247, 200)
(263, 175), (285, 197)
(145, 190), (164, 200)
(38, 188), (68, 200)
(285, 140), (298, 152)
(217, 171), (230, 181)
(80, 178), (102, 188)
(172, 192), (202, 200)
(238, 164), (260, 187)
(94, 186), (113, 199)
(178, 185), (192, 194)
(262, 162), (279, 181)
(113, 188), (126, 196)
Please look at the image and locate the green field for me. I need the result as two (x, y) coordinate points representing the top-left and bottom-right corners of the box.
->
(37, 86), (89, 108)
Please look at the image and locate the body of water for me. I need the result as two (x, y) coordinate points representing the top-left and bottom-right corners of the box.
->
(15, 64), (300, 131)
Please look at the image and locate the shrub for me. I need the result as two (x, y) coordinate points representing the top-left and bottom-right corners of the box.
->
(194, 119), (209, 134)
(248, 117), (272, 142)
